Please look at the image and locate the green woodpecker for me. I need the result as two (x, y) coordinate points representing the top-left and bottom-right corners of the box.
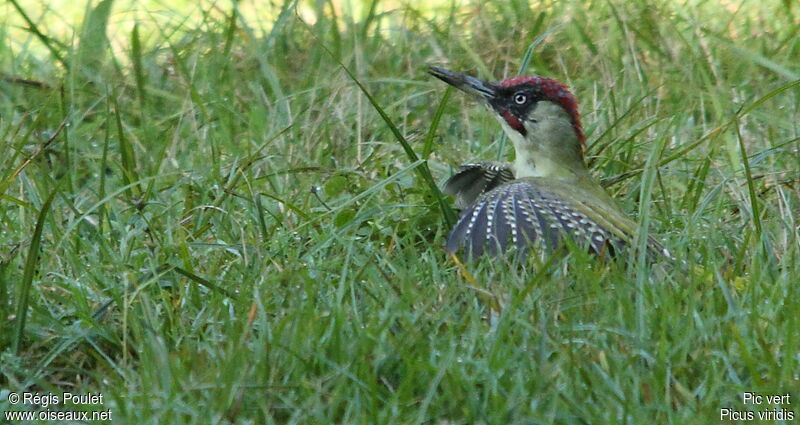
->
(430, 67), (668, 259)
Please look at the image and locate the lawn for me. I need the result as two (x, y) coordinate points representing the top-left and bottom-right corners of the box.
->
(1, 0), (798, 423)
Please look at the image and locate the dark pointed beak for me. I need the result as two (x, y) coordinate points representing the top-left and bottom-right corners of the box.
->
(428, 66), (497, 101)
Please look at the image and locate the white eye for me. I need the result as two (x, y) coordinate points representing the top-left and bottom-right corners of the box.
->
(514, 93), (527, 104)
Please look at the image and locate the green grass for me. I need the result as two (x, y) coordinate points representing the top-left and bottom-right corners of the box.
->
(1, 0), (799, 423)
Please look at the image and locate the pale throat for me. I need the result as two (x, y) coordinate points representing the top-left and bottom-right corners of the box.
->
(511, 139), (565, 179)
(502, 121), (583, 180)
(496, 102), (587, 181)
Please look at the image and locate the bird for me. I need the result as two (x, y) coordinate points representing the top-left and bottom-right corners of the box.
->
(429, 66), (668, 260)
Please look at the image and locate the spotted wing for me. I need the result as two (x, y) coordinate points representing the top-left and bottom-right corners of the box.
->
(443, 162), (515, 209)
(445, 180), (626, 258)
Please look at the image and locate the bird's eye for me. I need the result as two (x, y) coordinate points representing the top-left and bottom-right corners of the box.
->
(513, 93), (527, 104)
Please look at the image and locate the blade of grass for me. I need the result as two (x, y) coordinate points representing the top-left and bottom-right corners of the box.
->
(634, 133), (667, 337)
(131, 23), (147, 107)
(518, 24), (564, 76)
(586, 86), (661, 163)
(602, 79), (800, 187)
(300, 17), (456, 227)
(26, 266), (169, 386)
(54, 176), (164, 252)
(683, 154), (712, 213)
(111, 86), (141, 200)
(717, 37), (800, 80)
(169, 265), (239, 299)
(303, 159), (428, 257)
(326, 0), (342, 61)
(223, 3), (237, 57)
(0, 118), (67, 197)
(359, 0), (380, 39)
(422, 87), (451, 158)
(98, 98), (112, 233)
(733, 115), (762, 237)
(12, 189), (57, 355)
(76, 0), (114, 76)
(187, 121), (298, 240)
(6, 0), (67, 67)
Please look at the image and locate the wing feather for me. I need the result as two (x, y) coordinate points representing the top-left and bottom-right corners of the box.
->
(443, 162), (515, 208)
(446, 179), (633, 258)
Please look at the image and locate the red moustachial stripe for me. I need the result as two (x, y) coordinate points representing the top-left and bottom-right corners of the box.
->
(500, 109), (524, 134)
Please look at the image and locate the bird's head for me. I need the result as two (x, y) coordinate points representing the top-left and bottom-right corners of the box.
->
(429, 66), (587, 178)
